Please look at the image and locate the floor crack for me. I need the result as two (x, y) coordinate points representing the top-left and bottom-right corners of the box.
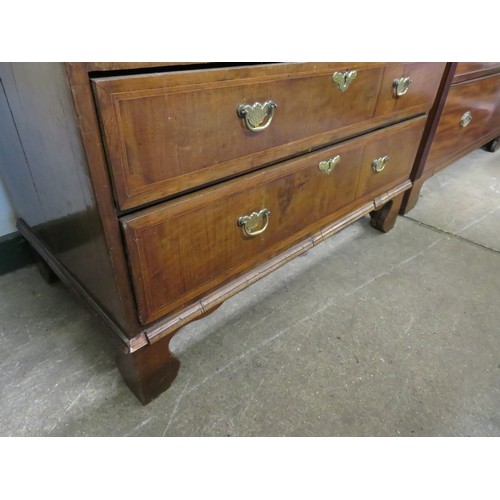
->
(403, 215), (500, 255)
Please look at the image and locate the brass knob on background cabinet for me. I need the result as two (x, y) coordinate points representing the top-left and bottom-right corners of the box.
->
(393, 77), (412, 97)
(237, 209), (271, 237)
(237, 101), (277, 132)
(460, 111), (472, 128)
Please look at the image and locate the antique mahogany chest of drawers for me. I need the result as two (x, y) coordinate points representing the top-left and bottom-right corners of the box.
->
(0, 62), (446, 403)
(401, 62), (500, 213)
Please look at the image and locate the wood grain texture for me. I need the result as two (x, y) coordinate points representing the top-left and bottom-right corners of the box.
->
(399, 63), (458, 215)
(0, 61), (444, 404)
(405, 63), (458, 182)
(0, 63), (136, 333)
(402, 63), (500, 215)
(117, 332), (180, 405)
(355, 116), (426, 198)
(92, 62), (445, 209)
(425, 72), (500, 173)
(370, 192), (405, 233)
(143, 179), (412, 346)
(453, 62), (500, 84)
(373, 63), (446, 116)
(65, 63), (142, 335)
(122, 116), (425, 324)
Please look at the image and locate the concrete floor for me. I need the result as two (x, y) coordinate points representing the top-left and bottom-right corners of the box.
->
(1, 149), (499, 436)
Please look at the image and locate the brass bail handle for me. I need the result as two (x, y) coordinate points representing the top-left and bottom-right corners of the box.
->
(318, 155), (341, 175)
(237, 101), (277, 132)
(238, 208), (271, 237)
(393, 76), (412, 97)
(372, 155), (390, 173)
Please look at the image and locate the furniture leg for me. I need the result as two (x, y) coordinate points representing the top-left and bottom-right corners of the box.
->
(370, 192), (405, 233)
(29, 245), (58, 284)
(483, 137), (500, 153)
(117, 333), (181, 405)
(400, 177), (425, 215)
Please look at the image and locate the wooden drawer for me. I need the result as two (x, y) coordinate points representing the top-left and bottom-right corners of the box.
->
(425, 73), (500, 171)
(121, 116), (426, 324)
(93, 62), (445, 210)
(491, 83), (500, 132)
(356, 117), (426, 198)
(453, 62), (500, 84)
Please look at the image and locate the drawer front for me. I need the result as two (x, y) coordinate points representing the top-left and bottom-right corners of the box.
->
(426, 73), (500, 171)
(491, 84), (500, 132)
(356, 117), (426, 198)
(121, 116), (426, 324)
(93, 62), (445, 209)
(453, 62), (500, 83)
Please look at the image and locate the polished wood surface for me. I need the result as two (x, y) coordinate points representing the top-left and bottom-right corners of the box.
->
(425, 73), (500, 172)
(0, 62), (444, 404)
(402, 62), (500, 216)
(117, 332), (180, 405)
(453, 62), (500, 84)
(370, 192), (405, 233)
(122, 116), (425, 324)
(400, 63), (458, 214)
(93, 62), (445, 209)
(373, 63), (446, 116)
(0, 63), (135, 333)
(142, 180), (413, 348)
(65, 63), (142, 335)
(355, 117), (425, 198)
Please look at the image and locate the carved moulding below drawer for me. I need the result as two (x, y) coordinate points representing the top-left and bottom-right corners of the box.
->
(139, 180), (412, 346)
(121, 115), (425, 324)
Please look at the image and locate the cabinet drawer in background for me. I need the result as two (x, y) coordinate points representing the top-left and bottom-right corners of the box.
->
(93, 62), (445, 210)
(121, 116), (426, 324)
(425, 73), (500, 171)
(453, 62), (500, 84)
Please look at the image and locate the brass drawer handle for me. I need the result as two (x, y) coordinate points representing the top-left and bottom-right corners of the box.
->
(372, 155), (390, 173)
(319, 155), (341, 175)
(332, 70), (357, 92)
(393, 77), (412, 97)
(237, 208), (271, 237)
(461, 111), (472, 128)
(237, 101), (277, 132)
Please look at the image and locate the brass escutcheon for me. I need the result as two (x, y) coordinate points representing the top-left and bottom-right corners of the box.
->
(318, 155), (341, 175)
(461, 111), (472, 128)
(372, 155), (390, 173)
(332, 70), (357, 92)
(393, 76), (412, 97)
(237, 101), (277, 132)
(237, 208), (271, 237)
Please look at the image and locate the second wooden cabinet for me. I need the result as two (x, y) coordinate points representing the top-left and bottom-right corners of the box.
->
(402, 62), (500, 214)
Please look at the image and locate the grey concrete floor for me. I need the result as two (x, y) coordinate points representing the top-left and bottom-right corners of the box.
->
(1, 149), (499, 436)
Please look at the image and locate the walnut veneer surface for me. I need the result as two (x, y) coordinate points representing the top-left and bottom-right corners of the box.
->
(402, 62), (500, 214)
(0, 62), (446, 403)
